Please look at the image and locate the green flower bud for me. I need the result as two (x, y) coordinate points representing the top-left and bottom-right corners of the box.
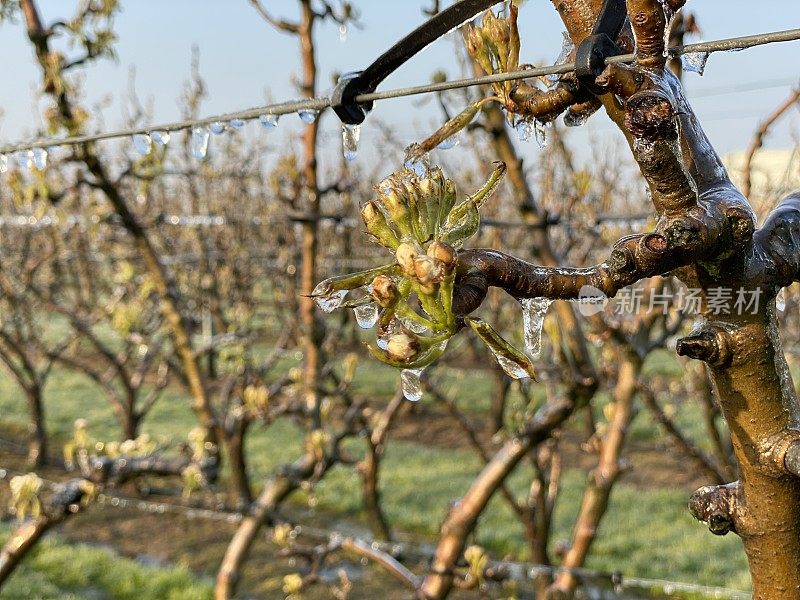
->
(361, 201), (400, 250)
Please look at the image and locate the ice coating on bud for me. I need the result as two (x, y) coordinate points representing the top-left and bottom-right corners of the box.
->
(396, 242), (421, 276)
(427, 241), (457, 271)
(361, 201), (400, 250)
(386, 333), (420, 361)
(371, 274), (399, 308)
(413, 255), (441, 285)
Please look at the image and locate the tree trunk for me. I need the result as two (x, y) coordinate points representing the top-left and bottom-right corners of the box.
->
(24, 385), (46, 467)
(225, 425), (252, 507)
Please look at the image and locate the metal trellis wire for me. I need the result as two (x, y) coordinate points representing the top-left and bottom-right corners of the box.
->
(0, 28), (797, 155)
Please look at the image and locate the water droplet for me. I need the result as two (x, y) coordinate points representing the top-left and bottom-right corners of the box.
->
(0, 155), (7, 174)
(228, 118), (245, 129)
(312, 281), (347, 313)
(150, 130), (170, 146)
(353, 302), (378, 328)
(437, 133), (460, 151)
(31, 148), (47, 170)
(297, 109), (319, 124)
(339, 23), (348, 43)
(132, 133), (152, 156)
(260, 114), (279, 129)
(342, 123), (361, 161)
(681, 51), (709, 75)
(522, 298), (552, 359)
(776, 288), (786, 312)
(209, 121), (226, 135)
(495, 355), (531, 380)
(401, 368), (424, 401)
(191, 126), (210, 159)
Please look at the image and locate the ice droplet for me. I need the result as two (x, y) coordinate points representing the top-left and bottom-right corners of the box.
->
(522, 297), (552, 359)
(15, 151), (31, 170)
(398, 315), (429, 334)
(150, 130), (170, 146)
(0, 154), (7, 174)
(260, 114), (279, 129)
(191, 126), (210, 159)
(495, 355), (531, 380)
(564, 109), (590, 128)
(403, 146), (431, 177)
(353, 302), (378, 328)
(681, 51), (709, 75)
(228, 118), (245, 129)
(209, 121), (226, 135)
(312, 281), (347, 313)
(132, 133), (152, 156)
(776, 288), (786, 312)
(31, 148), (48, 170)
(437, 133), (460, 150)
(401, 368), (424, 401)
(339, 23), (348, 43)
(342, 123), (361, 161)
(298, 109), (319, 124)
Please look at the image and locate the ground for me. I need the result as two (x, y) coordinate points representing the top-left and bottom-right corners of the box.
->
(0, 347), (753, 598)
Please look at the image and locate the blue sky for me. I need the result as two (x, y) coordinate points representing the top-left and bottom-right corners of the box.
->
(0, 1), (798, 172)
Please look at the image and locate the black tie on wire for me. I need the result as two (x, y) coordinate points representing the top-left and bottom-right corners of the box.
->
(331, 0), (502, 125)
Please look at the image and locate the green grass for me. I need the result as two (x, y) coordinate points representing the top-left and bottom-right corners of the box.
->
(0, 350), (752, 594)
(0, 525), (212, 600)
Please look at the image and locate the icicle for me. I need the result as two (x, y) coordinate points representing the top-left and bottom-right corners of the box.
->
(516, 119), (548, 148)
(339, 23), (348, 43)
(150, 130), (170, 146)
(521, 298), (552, 359)
(260, 114), (279, 129)
(681, 51), (709, 75)
(548, 32), (575, 85)
(31, 148), (48, 170)
(228, 118), (245, 129)
(353, 302), (378, 328)
(658, 0), (676, 57)
(776, 287), (786, 312)
(297, 109), (319, 124)
(132, 133), (152, 156)
(0, 154), (8, 174)
(209, 121), (226, 135)
(401, 368), (424, 401)
(342, 123), (361, 161)
(191, 126), (210, 159)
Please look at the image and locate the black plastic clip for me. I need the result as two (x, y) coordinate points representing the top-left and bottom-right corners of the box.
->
(574, 0), (627, 94)
(331, 0), (501, 125)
